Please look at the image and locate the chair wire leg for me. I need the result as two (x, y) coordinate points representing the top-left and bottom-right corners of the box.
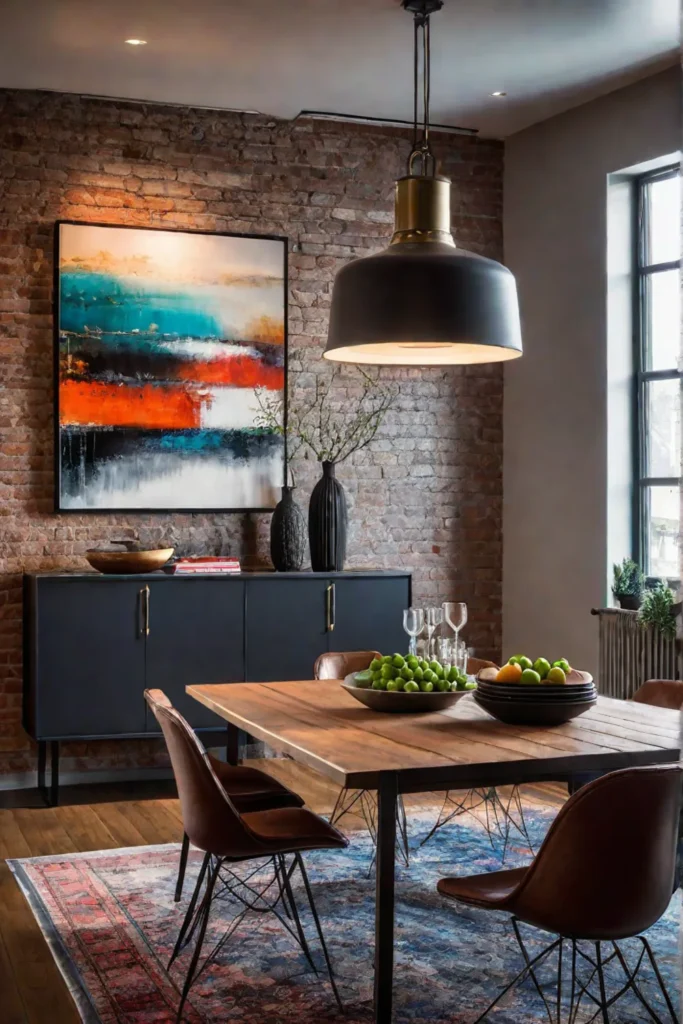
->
(175, 832), (190, 904)
(640, 936), (679, 1023)
(471, 930), (561, 1024)
(610, 938), (678, 1024)
(277, 854), (320, 976)
(175, 856), (220, 1023)
(512, 917), (557, 1024)
(295, 853), (343, 1010)
(169, 851), (210, 969)
(594, 942), (610, 1024)
(556, 937), (563, 1024)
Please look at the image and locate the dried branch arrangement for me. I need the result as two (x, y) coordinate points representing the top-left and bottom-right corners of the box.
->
(255, 363), (395, 475)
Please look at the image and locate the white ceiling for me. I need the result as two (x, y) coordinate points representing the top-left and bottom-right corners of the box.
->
(0, 0), (678, 138)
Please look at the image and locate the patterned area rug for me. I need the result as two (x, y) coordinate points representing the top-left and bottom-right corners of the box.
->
(8, 807), (681, 1024)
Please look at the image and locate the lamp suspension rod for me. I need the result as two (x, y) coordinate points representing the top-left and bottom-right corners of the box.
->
(404, 0), (442, 176)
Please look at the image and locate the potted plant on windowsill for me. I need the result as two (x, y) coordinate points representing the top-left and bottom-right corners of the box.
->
(257, 364), (394, 572)
(638, 581), (679, 639)
(612, 557), (645, 610)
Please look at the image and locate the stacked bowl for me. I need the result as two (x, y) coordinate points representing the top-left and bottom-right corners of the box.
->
(474, 668), (597, 726)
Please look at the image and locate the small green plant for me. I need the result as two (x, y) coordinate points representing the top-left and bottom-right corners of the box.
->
(638, 582), (678, 640)
(612, 558), (645, 598)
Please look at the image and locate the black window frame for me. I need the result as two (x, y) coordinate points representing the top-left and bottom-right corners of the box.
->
(632, 163), (681, 580)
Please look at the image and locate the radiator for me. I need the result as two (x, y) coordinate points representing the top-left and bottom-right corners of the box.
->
(592, 607), (680, 699)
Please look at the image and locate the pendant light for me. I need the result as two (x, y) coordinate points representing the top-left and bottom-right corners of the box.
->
(323, 0), (522, 366)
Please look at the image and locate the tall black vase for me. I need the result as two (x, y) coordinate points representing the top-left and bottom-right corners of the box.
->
(270, 486), (306, 572)
(308, 461), (347, 572)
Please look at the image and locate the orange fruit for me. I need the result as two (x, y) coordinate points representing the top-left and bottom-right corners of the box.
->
(496, 663), (523, 683)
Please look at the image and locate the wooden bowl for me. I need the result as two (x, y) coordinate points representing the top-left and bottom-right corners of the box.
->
(477, 666), (594, 687)
(341, 676), (471, 714)
(85, 548), (174, 574)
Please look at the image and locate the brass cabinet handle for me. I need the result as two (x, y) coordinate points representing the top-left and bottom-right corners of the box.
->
(144, 585), (150, 635)
(326, 583), (335, 632)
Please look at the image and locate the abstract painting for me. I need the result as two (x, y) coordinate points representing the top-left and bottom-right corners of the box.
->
(55, 222), (286, 510)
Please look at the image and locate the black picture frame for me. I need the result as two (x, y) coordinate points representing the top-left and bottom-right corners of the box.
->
(53, 220), (288, 514)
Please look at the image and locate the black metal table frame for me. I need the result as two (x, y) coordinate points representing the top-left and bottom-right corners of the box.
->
(223, 721), (679, 1024)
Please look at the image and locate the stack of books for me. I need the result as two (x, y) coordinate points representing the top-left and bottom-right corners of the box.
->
(166, 556), (241, 575)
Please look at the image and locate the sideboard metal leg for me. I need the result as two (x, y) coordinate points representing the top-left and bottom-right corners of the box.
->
(37, 740), (47, 803)
(50, 741), (60, 807)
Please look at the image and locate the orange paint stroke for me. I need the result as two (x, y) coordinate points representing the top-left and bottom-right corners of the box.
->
(177, 356), (284, 390)
(60, 379), (207, 429)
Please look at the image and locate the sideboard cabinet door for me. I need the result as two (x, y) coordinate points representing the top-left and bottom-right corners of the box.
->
(330, 576), (410, 655)
(30, 579), (146, 739)
(144, 579), (245, 729)
(245, 579), (329, 681)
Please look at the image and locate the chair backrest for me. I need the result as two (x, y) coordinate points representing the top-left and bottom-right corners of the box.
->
(633, 679), (683, 711)
(510, 764), (683, 940)
(467, 656), (497, 675)
(314, 650), (381, 680)
(144, 688), (260, 859)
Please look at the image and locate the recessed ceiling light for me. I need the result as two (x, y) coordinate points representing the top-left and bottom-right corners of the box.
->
(492, 91), (507, 97)
(125, 38), (147, 46)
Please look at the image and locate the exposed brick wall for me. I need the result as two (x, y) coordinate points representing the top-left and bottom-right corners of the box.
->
(0, 89), (504, 777)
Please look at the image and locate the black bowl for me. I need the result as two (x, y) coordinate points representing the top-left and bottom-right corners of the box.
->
(477, 681), (596, 703)
(341, 677), (471, 714)
(474, 693), (597, 726)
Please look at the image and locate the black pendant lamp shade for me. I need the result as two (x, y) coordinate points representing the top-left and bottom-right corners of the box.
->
(323, 1), (522, 368)
(324, 206), (522, 366)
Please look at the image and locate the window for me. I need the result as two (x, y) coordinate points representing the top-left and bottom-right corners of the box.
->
(634, 165), (681, 579)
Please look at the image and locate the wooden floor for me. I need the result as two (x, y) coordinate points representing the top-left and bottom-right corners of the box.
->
(0, 760), (566, 1024)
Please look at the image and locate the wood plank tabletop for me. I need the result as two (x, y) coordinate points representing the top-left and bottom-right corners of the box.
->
(187, 680), (681, 790)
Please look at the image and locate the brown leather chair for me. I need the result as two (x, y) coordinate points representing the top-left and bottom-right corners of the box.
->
(438, 764), (682, 1023)
(633, 679), (683, 710)
(314, 651), (411, 865)
(145, 690), (347, 1022)
(146, 689), (304, 903)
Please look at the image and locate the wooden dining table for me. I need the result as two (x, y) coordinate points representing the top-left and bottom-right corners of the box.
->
(187, 679), (681, 1024)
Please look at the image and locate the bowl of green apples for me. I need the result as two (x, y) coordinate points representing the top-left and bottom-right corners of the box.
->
(341, 652), (477, 713)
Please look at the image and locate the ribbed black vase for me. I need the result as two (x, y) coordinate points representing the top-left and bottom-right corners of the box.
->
(270, 486), (306, 572)
(308, 461), (347, 572)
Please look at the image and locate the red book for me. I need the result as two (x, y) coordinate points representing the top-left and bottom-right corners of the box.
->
(166, 556), (241, 575)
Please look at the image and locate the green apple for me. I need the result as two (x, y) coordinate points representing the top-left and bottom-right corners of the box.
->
(419, 658), (430, 672)
(547, 666), (566, 685)
(381, 664), (396, 680)
(413, 667), (424, 682)
(392, 653), (406, 669)
(369, 658), (382, 672)
(419, 680), (434, 693)
(400, 666), (414, 681)
(386, 679), (401, 691)
(518, 656), (533, 671)
(520, 668), (541, 685)
(553, 658), (571, 674)
(372, 677), (387, 690)
(533, 658), (551, 680)
(404, 680), (420, 693)
(423, 669), (437, 684)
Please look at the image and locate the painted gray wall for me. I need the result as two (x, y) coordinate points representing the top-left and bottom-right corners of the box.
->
(503, 66), (680, 673)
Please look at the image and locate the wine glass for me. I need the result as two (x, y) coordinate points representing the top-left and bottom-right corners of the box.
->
(402, 607), (424, 657)
(443, 602), (468, 649)
(425, 606), (443, 659)
(438, 637), (453, 675)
